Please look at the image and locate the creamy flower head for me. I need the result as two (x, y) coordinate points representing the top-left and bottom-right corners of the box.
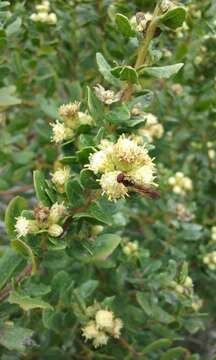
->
(51, 167), (71, 187)
(35, 1), (50, 12)
(59, 101), (80, 120)
(94, 84), (121, 105)
(15, 216), (30, 237)
(49, 202), (67, 223)
(95, 310), (114, 330)
(128, 165), (156, 187)
(111, 318), (123, 339)
(82, 321), (99, 341)
(138, 113), (164, 142)
(168, 172), (193, 195)
(100, 171), (128, 201)
(88, 148), (113, 174)
(123, 241), (139, 256)
(51, 120), (72, 144)
(93, 331), (109, 348)
(160, 0), (174, 12)
(114, 135), (150, 165)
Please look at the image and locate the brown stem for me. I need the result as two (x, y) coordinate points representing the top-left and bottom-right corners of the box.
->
(0, 263), (33, 302)
(0, 185), (33, 196)
(122, 2), (161, 102)
(118, 337), (143, 358)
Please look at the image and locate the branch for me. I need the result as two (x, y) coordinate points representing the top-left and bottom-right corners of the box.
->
(0, 185), (33, 196)
(122, 2), (161, 102)
(0, 263), (33, 302)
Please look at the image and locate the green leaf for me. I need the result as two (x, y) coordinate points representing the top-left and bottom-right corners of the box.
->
(142, 338), (173, 354)
(0, 86), (21, 108)
(76, 280), (99, 298)
(120, 66), (139, 84)
(160, 346), (187, 360)
(12, 239), (37, 274)
(0, 324), (34, 352)
(73, 202), (111, 225)
(179, 261), (188, 284)
(0, 249), (22, 290)
(87, 86), (103, 122)
(128, 90), (154, 110)
(115, 13), (135, 37)
(80, 169), (99, 189)
(8, 291), (53, 311)
(65, 179), (85, 208)
(6, 17), (22, 36)
(136, 292), (174, 324)
(5, 196), (27, 239)
(33, 170), (51, 206)
(159, 7), (187, 29)
(105, 104), (130, 124)
(72, 234), (121, 263)
(96, 53), (121, 86)
(139, 63), (184, 79)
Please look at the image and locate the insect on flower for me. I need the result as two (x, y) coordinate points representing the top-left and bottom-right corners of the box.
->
(116, 172), (160, 199)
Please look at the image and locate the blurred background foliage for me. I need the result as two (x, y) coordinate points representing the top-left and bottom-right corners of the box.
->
(0, 0), (216, 359)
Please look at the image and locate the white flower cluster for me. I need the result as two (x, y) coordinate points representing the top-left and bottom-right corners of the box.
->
(51, 102), (93, 144)
(15, 202), (67, 238)
(171, 83), (183, 96)
(203, 251), (216, 270)
(94, 84), (121, 105)
(168, 172), (193, 195)
(30, 1), (57, 25)
(51, 166), (71, 193)
(171, 276), (193, 296)
(87, 135), (156, 201)
(211, 226), (216, 242)
(122, 241), (139, 257)
(138, 113), (164, 142)
(82, 307), (123, 348)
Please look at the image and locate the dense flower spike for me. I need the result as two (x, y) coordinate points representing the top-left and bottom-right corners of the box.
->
(51, 167), (71, 193)
(87, 135), (156, 201)
(82, 305), (123, 348)
(51, 121), (72, 144)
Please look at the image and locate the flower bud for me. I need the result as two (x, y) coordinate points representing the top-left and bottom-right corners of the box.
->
(48, 224), (63, 237)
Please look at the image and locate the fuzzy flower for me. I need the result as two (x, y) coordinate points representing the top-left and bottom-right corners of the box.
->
(138, 113), (164, 142)
(30, 1), (57, 25)
(88, 147), (114, 174)
(92, 332), (109, 348)
(15, 217), (38, 238)
(78, 112), (94, 126)
(168, 172), (193, 195)
(87, 135), (157, 201)
(94, 84), (121, 105)
(171, 83), (183, 96)
(48, 224), (63, 237)
(51, 167), (71, 192)
(81, 305), (123, 348)
(95, 310), (114, 330)
(35, 1), (50, 12)
(110, 318), (123, 339)
(123, 241), (139, 257)
(15, 216), (30, 237)
(49, 202), (67, 223)
(128, 165), (156, 187)
(100, 172), (128, 201)
(82, 321), (99, 341)
(59, 102), (80, 122)
(203, 251), (216, 270)
(171, 276), (193, 296)
(114, 135), (151, 166)
(51, 121), (73, 144)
